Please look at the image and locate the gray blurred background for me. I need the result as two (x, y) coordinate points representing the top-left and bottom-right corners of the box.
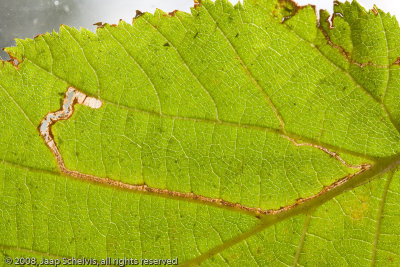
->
(0, 0), (194, 60)
(0, 0), (398, 60)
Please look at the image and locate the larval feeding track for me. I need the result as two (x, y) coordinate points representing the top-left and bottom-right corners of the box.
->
(39, 86), (371, 216)
(39, 87), (102, 172)
(282, 135), (369, 170)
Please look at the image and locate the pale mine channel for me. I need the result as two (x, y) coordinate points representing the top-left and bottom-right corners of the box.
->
(38, 86), (370, 215)
(39, 87), (102, 171)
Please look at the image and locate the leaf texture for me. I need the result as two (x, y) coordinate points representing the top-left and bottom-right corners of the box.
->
(1, 0), (400, 265)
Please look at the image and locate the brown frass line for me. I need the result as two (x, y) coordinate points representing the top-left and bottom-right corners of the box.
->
(39, 86), (371, 216)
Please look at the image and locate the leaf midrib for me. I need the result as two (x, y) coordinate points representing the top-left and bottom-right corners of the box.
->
(183, 153), (400, 265)
(2, 153), (398, 266)
(1, 63), (398, 265)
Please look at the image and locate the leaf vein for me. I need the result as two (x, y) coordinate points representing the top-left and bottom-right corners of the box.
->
(201, 3), (285, 130)
(378, 11), (391, 104)
(292, 211), (313, 267)
(371, 171), (395, 266)
(139, 17), (221, 121)
(0, 83), (35, 127)
(103, 26), (163, 115)
(63, 27), (101, 98)
(21, 55), (378, 162)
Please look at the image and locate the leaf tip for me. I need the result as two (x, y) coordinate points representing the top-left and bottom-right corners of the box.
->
(93, 21), (105, 29)
(168, 10), (179, 17)
(371, 5), (378, 16)
(135, 10), (145, 19)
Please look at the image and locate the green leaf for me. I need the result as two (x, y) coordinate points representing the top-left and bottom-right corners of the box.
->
(1, 0), (400, 265)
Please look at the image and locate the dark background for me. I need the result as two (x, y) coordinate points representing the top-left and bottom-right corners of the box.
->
(0, 0), (192, 60)
(0, 0), (82, 60)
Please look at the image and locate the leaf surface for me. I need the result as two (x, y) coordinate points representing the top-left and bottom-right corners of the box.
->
(1, 0), (400, 265)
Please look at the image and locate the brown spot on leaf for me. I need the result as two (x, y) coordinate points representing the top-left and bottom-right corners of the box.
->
(2, 52), (21, 70)
(93, 22), (106, 29)
(34, 33), (45, 39)
(372, 6), (378, 16)
(168, 10), (179, 16)
(135, 10), (144, 19)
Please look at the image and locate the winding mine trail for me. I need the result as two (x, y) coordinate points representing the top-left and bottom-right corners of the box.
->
(39, 86), (371, 216)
